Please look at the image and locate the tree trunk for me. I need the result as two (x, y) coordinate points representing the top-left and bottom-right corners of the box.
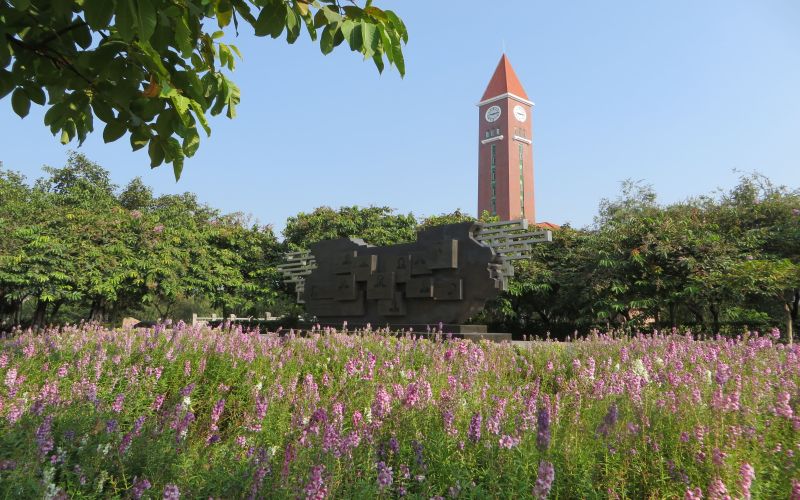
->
(32, 299), (48, 329)
(686, 304), (705, 331)
(710, 304), (720, 335)
(89, 298), (107, 323)
(669, 303), (677, 328)
(48, 300), (64, 324)
(785, 302), (794, 346)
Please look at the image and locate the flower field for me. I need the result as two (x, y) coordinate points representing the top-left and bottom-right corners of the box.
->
(1, 324), (799, 499)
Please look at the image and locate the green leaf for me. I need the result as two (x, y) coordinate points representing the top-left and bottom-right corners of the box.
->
(171, 94), (191, 127)
(174, 15), (194, 58)
(148, 136), (165, 167)
(103, 122), (127, 143)
(320, 24), (335, 54)
(60, 129), (70, 144)
(0, 70), (14, 98)
(217, 1), (233, 28)
(286, 5), (300, 43)
(173, 156), (184, 180)
(116, 0), (137, 42)
(23, 84), (46, 105)
(254, 3), (286, 38)
(10, 0), (31, 10)
(73, 23), (93, 49)
(361, 20), (377, 57)
(392, 41), (405, 76)
(130, 127), (150, 151)
(183, 128), (200, 156)
(92, 99), (116, 124)
(11, 88), (30, 118)
(189, 101), (210, 136)
(137, 0), (157, 41)
(372, 52), (384, 73)
(84, 0), (116, 29)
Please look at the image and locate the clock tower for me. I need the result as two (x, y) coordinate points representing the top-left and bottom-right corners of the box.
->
(477, 55), (535, 222)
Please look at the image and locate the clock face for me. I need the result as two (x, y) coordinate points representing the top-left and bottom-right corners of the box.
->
(484, 105), (501, 123)
(513, 105), (527, 122)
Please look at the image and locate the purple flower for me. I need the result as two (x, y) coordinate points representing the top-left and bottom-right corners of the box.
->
(412, 440), (426, 470)
(131, 477), (151, 499)
(468, 412), (482, 443)
(106, 419), (118, 433)
(377, 461), (393, 489)
(533, 460), (554, 499)
(304, 464), (327, 500)
(36, 415), (54, 459)
(536, 407), (551, 451)
(163, 483), (180, 499)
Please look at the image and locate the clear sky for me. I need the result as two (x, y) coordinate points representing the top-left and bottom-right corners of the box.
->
(1, 0), (799, 234)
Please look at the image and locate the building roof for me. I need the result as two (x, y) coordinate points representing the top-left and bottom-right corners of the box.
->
(480, 54), (530, 101)
(535, 221), (562, 230)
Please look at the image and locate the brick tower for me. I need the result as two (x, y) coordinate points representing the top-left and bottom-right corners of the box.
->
(477, 55), (535, 222)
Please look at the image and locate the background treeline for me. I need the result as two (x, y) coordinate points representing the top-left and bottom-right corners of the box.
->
(1, 154), (798, 339)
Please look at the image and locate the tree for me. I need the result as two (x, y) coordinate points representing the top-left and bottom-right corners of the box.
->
(282, 205), (416, 249)
(417, 209), (476, 231)
(1, 0), (407, 179)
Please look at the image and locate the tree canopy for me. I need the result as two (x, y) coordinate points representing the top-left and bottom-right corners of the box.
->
(0, 0), (407, 179)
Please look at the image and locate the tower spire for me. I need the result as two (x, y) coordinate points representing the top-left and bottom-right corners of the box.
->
(480, 54), (529, 102)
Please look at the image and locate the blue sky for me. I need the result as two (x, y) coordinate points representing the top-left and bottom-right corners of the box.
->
(1, 0), (798, 234)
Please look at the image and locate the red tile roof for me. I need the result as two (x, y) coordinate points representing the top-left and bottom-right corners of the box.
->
(536, 222), (561, 230)
(481, 54), (530, 101)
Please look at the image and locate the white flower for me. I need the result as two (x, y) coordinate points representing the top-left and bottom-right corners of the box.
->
(302, 416), (310, 426)
(43, 466), (59, 500)
(614, 363), (621, 372)
(268, 445), (278, 458)
(364, 406), (373, 423)
(632, 359), (650, 382)
(654, 357), (665, 368)
(705, 369), (713, 385)
(182, 396), (192, 410)
(255, 382), (263, 392)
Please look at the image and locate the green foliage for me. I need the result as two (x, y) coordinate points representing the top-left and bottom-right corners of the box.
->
(0, 0), (407, 178)
(417, 209), (476, 231)
(490, 174), (800, 341)
(282, 205), (417, 249)
(0, 153), (284, 328)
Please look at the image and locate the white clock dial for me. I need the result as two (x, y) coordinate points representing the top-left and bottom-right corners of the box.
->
(513, 105), (527, 122)
(484, 105), (501, 123)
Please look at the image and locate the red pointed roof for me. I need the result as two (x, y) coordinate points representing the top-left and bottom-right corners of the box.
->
(481, 54), (529, 101)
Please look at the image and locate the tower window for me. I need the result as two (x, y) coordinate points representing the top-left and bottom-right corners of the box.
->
(519, 144), (525, 216)
(491, 144), (497, 216)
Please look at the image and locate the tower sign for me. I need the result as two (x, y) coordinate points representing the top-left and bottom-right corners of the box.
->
(477, 55), (535, 222)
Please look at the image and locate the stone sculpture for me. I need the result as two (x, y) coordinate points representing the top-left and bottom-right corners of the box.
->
(301, 222), (513, 327)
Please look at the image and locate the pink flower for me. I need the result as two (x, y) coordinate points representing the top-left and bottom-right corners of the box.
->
(739, 463), (754, 499)
(791, 479), (800, 500)
(152, 394), (165, 412)
(112, 393), (125, 413)
(498, 434), (520, 449)
(684, 487), (703, 500)
(708, 478), (730, 500)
